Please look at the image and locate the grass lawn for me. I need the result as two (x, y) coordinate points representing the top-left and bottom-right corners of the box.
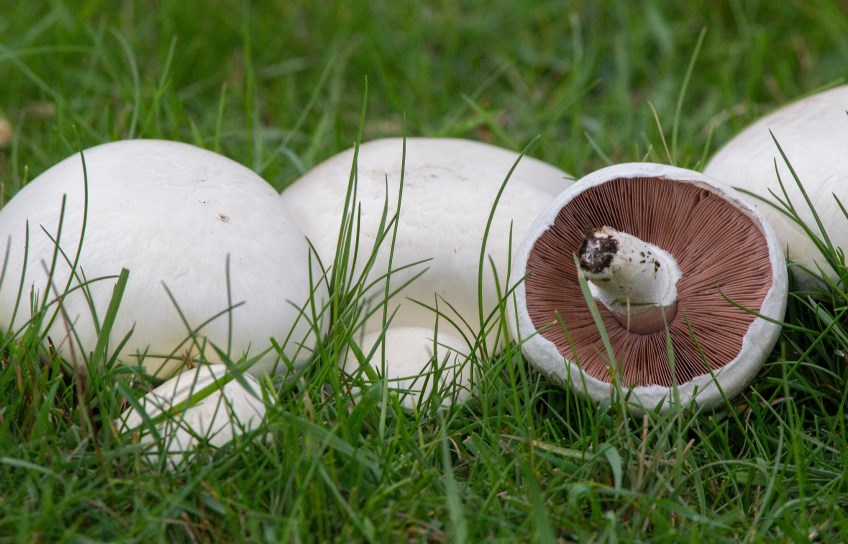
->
(1, 1), (847, 541)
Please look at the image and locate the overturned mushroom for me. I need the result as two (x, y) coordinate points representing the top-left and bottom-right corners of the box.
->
(704, 85), (848, 285)
(509, 163), (788, 411)
(282, 138), (571, 405)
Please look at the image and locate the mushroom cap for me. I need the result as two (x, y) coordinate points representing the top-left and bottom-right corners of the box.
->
(704, 85), (848, 284)
(343, 327), (472, 410)
(509, 163), (788, 412)
(117, 365), (266, 467)
(280, 138), (571, 347)
(0, 140), (325, 377)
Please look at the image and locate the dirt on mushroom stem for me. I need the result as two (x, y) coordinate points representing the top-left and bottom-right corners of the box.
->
(578, 225), (681, 334)
(579, 228), (619, 273)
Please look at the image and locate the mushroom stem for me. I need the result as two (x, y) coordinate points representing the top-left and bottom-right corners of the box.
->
(579, 226), (681, 334)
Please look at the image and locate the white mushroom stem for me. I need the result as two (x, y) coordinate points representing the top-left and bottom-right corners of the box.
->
(579, 226), (681, 334)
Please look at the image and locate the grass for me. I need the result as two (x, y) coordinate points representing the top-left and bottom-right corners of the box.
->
(1, 1), (847, 541)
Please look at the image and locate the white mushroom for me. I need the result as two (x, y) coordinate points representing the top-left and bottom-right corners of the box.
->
(117, 364), (266, 467)
(0, 140), (326, 378)
(281, 138), (571, 405)
(509, 163), (788, 412)
(704, 85), (848, 284)
(345, 327), (471, 410)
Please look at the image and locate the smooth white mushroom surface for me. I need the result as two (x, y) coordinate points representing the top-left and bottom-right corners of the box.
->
(280, 138), (571, 406)
(0, 140), (325, 377)
(509, 163), (788, 412)
(281, 137), (571, 342)
(704, 85), (848, 284)
(117, 365), (266, 467)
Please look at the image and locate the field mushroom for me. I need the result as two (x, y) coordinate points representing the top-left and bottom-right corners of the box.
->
(344, 327), (471, 410)
(117, 364), (266, 467)
(509, 163), (788, 411)
(704, 85), (848, 285)
(0, 139), (326, 377)
(281, 138), (571, 405)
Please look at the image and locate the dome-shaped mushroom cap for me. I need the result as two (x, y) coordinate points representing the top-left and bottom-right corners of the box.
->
(509, 163), (788, 412)
(704, 85), (848, 283)
(116, 365), (266, 467)
(0, 140), (325, 377)
(343, 327), (472, 410)
(280, 138), (571, 347)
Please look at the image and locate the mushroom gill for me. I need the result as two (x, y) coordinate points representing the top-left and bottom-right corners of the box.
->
(524, 176), (773, 387)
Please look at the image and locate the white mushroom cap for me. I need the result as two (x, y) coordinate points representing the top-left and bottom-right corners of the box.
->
(281, 137), (570, 407)
(509, 163), (788, 412)
(0, 140), (325, 377)
(704, 85), (848, 284)
(116, 365), (266, 467)
(344, 327), (471, 410)
(280, 137), (571, 347)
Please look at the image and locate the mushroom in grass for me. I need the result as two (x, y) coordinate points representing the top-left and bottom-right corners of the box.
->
(0, 140), (326, 377)
(344, 327), (471, 410)
(704, 85), (848, 285)
(281, 138), (571, 405)
(509, 163), (788, 412)
(117, 364), (266, 467)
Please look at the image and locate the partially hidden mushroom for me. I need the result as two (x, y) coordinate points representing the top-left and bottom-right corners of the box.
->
(342, 327), (470, 410)
(0, 140), (326, 378)
(704, 85), (848, 285)
(117, 364), (266, 468)
(509, 163), (788, 411)
(281, 138), (571, 406)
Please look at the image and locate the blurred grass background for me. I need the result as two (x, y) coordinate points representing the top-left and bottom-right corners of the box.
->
(1, 1), (847, 541)
(3, 1), (847, 188)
